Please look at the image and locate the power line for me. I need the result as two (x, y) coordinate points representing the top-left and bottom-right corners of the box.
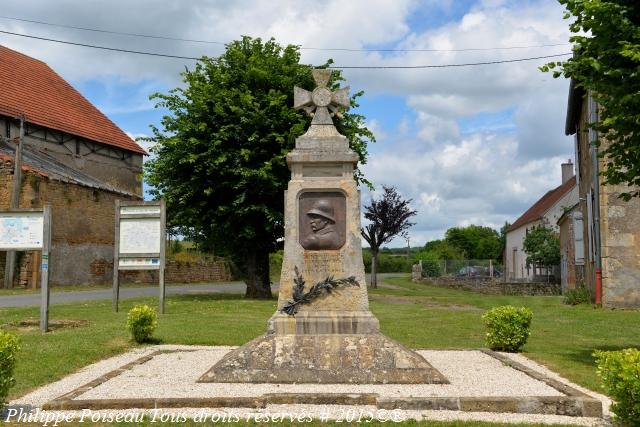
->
(0, 14), (570, 53)
(0, 29), (200, 60)
(332, 53), (571, 69)
(0, 29), (571, 68)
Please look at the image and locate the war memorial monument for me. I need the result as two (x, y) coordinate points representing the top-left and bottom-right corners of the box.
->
(200, 69), (447, 384)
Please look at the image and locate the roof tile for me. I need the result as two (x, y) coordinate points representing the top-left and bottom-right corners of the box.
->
(0, 45), (146, 155)
(509, 176), (576, 231)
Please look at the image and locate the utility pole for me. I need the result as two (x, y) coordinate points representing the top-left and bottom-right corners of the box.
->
(405, 235), (410, 259)
(4, 116), (25, 289)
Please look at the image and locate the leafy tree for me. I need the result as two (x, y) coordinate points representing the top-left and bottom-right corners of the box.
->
(499, 221), (511, 261)
(542, 0), (640, 200)
(522, 225), (560, 281)
(444, 225), (502, 260)
(144, 37), (374, 299)
(422, 240), (465, 260)
(361, 186), (417, 288)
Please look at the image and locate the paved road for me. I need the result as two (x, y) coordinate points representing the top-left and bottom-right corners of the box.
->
(0, 282), (252, 308)
(0, 273), (404, 308)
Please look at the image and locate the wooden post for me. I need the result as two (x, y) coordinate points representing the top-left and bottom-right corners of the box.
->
(112, 199), (121, 312)
(4, 116), (25, 289)
(159, 199), (166, 314)
(40, 205), (51, 333)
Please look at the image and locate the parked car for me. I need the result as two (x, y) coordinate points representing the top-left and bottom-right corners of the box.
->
(457, 266), (481, 277)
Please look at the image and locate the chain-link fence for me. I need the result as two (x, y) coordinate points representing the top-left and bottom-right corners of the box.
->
(417, 259), (503, 278)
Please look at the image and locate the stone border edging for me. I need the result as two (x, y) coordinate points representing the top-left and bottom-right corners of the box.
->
(42, 348), (603, 419)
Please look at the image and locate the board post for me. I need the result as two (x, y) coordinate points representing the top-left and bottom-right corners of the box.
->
(40, 205), (51, 333)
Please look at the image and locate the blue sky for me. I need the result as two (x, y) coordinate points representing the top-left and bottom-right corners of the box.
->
(0, 0), (575, 247)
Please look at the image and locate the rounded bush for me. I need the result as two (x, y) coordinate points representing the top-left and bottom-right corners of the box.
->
(594, 348), (640, 425)
(0, 331), (20, 404)
(482, 305), (533, 352)
(126, 305), (158, 343)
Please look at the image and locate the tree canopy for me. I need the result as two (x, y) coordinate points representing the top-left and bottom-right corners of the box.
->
(522, 225), (561, 269)
(542, 0), (640, 199)
(144, 37), (374, 298)
(444, 225), (502, 260)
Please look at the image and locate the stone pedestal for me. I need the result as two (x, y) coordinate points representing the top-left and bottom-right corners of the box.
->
(199, 70), (446, 385)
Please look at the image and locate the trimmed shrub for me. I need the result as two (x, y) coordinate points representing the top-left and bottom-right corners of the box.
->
(563, 285), (591, 305)
(594, 348), (640, 425)
(127, 305), (158, 343)
(0, 331), (20, 404)
(482, 305), (533, 352)
(421, 259), (441, 277)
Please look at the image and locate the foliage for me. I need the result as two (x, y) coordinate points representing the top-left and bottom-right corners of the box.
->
(542, 0), (640, 200)
(281, 267), (359, 315)
(144, 36), (374, 298)
(126, 304), (158, 343)
(482, 306), (533, 352)
(522, 225), (560, 269)
(269, 250), (284, 279)
(422, 240), (465, 260)
(0, 331), (19, 404)
(499, 221), (511, 260)
(362, 251), (413, 274)
(563, 285), (592, 305)
(444, 225), (502, 260)
(421, 259), (442, 278)
(361, 186), (417, 287)
(594, 348), (640, 425)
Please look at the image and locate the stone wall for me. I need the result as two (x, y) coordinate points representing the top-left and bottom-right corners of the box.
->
(414, 277), (561, 296)
(1, 167), (139, 286)
(120, 257), (233, 284)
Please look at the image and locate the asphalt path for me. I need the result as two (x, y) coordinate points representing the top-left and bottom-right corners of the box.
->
(0, 282), (252, 308)
(0, 273), (401, 308)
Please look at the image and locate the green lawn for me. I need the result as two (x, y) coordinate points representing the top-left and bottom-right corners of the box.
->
(372, 276), (640, 392)
(1, 274), (638, 426)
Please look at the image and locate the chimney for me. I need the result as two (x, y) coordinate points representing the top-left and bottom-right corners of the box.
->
(561, 159), (574, 184)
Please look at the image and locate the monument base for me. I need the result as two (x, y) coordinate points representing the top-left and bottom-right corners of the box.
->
(198, 311), (448, 384)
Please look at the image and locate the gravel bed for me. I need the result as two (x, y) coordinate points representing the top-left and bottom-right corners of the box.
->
(76, 349), (563, 399)
(9, 345), (611, 426)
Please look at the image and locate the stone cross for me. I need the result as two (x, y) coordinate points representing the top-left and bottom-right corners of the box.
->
(294, 69), (350, 127)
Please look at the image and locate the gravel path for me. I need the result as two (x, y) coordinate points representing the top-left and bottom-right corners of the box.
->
(9, 345), (612, 426)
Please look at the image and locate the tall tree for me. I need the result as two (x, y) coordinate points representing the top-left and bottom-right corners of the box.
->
(444, 225), (502, 260)
(522, 225), (561, 282)
(542, 0), (640, 199)
(361, 186), (417, 288)
(144, 37), (374, 299)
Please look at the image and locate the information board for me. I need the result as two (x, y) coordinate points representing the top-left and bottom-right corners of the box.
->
(120, 206), (162, 216)
(0, 212), (44, 249)
(119, 218), (161, 254)
(118, 257), (160, 268)
(113, 200), (166, 314)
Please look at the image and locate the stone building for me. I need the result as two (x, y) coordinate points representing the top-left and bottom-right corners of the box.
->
(0, 45), (145, 286)
(557, 203), (584, 292)
(566, 81), (640, 308)
(505, 161), (577, 282)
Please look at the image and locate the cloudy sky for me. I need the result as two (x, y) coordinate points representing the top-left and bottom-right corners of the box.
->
(0, 0), (575, 247)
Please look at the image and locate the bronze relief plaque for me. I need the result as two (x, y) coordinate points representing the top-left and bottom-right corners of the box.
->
(299, 192), (346, 250)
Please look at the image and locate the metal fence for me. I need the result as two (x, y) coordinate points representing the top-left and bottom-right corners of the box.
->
(416, 259), (503, 278)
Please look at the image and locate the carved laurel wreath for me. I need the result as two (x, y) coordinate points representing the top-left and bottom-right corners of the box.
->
(280, 266), (359, 316)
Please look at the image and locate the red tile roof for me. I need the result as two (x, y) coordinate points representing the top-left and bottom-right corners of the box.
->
(0, 45), (146, 155)
(509, 176), (576, 231)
